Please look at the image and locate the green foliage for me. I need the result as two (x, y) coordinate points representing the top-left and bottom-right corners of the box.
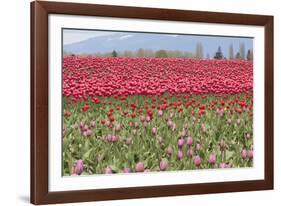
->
(63, 94), (253, 176)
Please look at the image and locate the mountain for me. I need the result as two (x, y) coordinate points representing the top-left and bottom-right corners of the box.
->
(63, 33), (195, 54)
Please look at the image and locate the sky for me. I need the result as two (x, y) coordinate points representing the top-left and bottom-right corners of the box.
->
(63, 29), (253, 58)
(63, 30), (115, 44)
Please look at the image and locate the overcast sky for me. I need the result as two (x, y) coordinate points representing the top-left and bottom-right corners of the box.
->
(63, 29), (253, 58)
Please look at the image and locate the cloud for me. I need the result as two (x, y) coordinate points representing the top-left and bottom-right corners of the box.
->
(168, 35), (179, 37)
(63, 30), (115, 45)
(119, 34), (133, 40)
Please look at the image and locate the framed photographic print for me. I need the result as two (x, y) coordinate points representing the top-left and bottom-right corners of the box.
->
(30, 1), (274, 204)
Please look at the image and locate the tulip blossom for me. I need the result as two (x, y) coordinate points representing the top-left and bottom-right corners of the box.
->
(135, 162), (145, 172)
(178, 138), (184, 149)
(73, 160), (84, 175)
(186, 136), (193, 146)
(159, 159), (168, 171)
(193, 155), (202, 167)
(177, 150), (183, 160)
(208, 154), (216, 165)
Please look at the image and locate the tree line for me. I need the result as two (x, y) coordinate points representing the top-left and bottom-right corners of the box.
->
(64, 42), (253, 60)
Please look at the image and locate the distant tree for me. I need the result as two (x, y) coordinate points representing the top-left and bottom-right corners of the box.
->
(144, 49), (154, 57)
(195, 42), (204, 59)
(123, 50), (133, 57)
(183, 51), (195, 58)
(136, 48), (145, 57)
(239, 43), (245, 60)
(246, 49), (253, 61)
(214, 46), (223, 59)
(155, 50), (168, 58)
(235, 52), (241, 59)
(112, 50), (118, 57)
(229, 44), (234, 59)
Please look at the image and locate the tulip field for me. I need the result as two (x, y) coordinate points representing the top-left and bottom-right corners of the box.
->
(63, 56), (253, 176)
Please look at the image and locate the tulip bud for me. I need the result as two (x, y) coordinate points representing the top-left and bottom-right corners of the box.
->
(201, 123), (207, 133)
(220, 162), (230, 168)
(166, 146), (173, 157)
(125, 137), (132, 145)
(186, 148), (193, 157)
(104, 166), (112, 174)
(140, 115), (145, 122)
(247, 149), (253, 160)
(227, 119), (232, 125)
(196, 143), (201, 151)
(167, 119), (173, 128)
(181, 128), (187, 137)
(111, 135), (119, 143)
(237, 119), (241, 126)
(177, 150), (183, 160)
(186, 136), (193, 146)
(135, 162), (145, 172)
(208, 153), (216, 165)
(73, 160), (84, 175)
(146, 116), (151, 122)
(123, 167), (131, 173)
(106, 134), (112, 142)
(152, 127), (157, 136)
(134, 122), (139, 128)
(143, 121), (148, 128)
(158, 110), (163, 117)
(193, 155), (202, 167)
(241, 149), (247, 159)
(159, 159), (168, 171)
(90, 121), (96, 128)
(114, 124), (121, 132)
(178, 138), (184, 149)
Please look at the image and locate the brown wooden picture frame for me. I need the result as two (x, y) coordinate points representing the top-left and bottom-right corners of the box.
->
(30, 0), (274, 204)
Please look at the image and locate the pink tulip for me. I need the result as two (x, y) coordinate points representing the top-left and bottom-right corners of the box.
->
(227, 119), (232, 125)
(196, 143), (201, 151)
(208, 154), (216, 165)
(158, 110), (163, 117)
(181, 128), (187, 137)
(178, 138), (184, 148)
(159, 159), (168, 171)
(111, 135), (119, 143)
(186, 136), (193, 146)
(104, 166), (112, 174)
(193, 155), (202, 167)
(140, 115), (145, 122)
(152, 127), (157, 136)
(241, 149), (247, 159)
(114, 124), (121, 132)
(125, 137), (132, 145)
(177, 150), (183, 160)
(90, 121), (96, 128)
(186, 149), (193, 157)
(146, 116), (151, 122)
(237, 119), (241, 125)
(219, 163), (230, 168)
(123, 167), (131, 173)
(73, 160), (84, 175)
(166, 146), (173, 157)
(135, 162), (145, 172)
(247, 149), (253, 159)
